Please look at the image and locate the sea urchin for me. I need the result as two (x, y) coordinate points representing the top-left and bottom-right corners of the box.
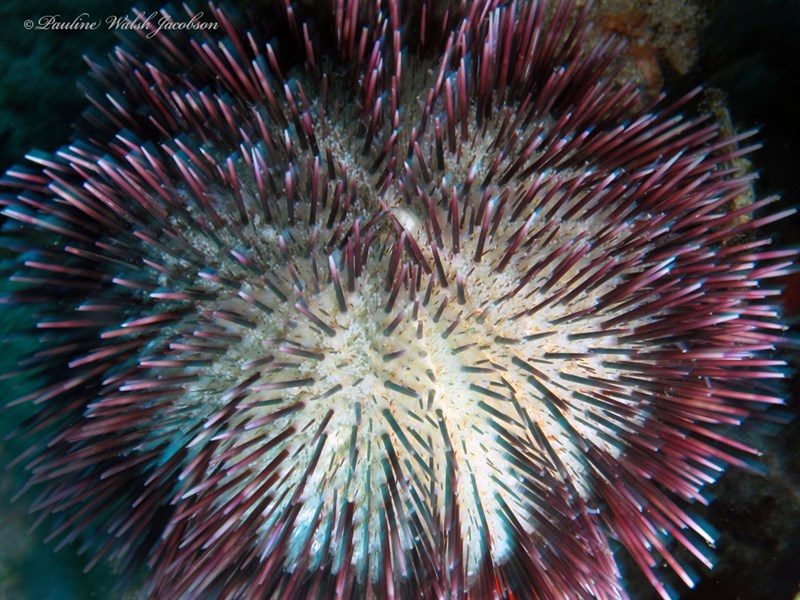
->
(1, 1), (796, 598)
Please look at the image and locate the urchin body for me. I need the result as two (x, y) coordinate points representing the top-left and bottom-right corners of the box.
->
(1, 1), (794, 599)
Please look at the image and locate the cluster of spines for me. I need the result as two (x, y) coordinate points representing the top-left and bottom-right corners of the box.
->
(1, 1), (797, 599)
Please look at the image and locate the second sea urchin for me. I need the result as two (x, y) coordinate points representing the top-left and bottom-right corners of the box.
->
(2, 1), (795, 598)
